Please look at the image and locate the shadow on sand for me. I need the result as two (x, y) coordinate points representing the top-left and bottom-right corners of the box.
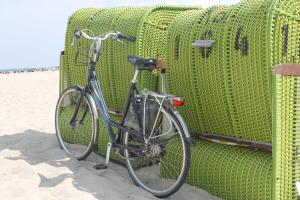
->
(0, 129), (158, 200)
(0, 130), (217, 200)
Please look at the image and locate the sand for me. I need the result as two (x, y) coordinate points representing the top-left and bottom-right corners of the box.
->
(0, 71), (219, 200)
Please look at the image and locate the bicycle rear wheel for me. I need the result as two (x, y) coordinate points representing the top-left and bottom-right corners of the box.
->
(123, 101), (190, 198)
(55, 86), (97, 160)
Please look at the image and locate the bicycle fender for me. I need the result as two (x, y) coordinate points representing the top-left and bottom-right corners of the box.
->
(73, 85), (99, 144)
(85, 92), (98, 119)
(172, 110), (195, 145)
(86, 92), (98, 145)
(73, 85), (98, 120)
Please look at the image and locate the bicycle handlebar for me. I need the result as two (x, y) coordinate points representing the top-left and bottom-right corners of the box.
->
(72, 28), (136, 45)
(116, 32), (136, 42)
(71, 28), (136, 63)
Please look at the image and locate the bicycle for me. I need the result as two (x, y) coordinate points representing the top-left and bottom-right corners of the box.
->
(55, 28), (193, 197)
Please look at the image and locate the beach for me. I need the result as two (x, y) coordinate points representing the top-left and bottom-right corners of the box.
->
(0, 71), (219, 200)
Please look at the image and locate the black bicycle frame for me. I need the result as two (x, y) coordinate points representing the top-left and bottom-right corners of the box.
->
(71, 61), (144, 149)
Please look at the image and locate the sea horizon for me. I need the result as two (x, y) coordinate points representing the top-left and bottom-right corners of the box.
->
(0, 66), (59, 73)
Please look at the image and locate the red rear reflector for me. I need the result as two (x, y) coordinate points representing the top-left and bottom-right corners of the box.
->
(172, 98), (185, 107)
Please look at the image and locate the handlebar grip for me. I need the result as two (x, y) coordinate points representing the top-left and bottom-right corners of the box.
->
(117, 33), (136, 42)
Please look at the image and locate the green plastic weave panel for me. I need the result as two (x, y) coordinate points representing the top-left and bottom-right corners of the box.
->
(275, 0), (300, 18)
(162, 139), (272, 199)
(221, 0), (274, 143)
(165, 0), (285, 143)
(165, 9), (205, 131)
(85, 8), (126, 108)
(271, 4), (300, 199)
(58, 105), (93, 145)
(138, 6), (200, 92)
(107, 7), (150, 109)
(272, 75), (300, 200)
(64, 7), (156, 109)
(140, 6), (199, 59)
(58, 105), (124, 162)
(272, 1), (300, 67)
(190, 6), (235, 135)
(86, 7), (151, 109)
(64, 8), (99, 87)
(97, 114), (124, 162)
(64, 7), (197, 108)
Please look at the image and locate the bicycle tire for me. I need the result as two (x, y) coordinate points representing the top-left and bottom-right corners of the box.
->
(55, 86), (98, 160)
(123, 103), (190, 198)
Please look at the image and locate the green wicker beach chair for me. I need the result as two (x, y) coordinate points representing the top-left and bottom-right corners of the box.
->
(163, 0), (300, 198)
(273, 64), (300, 200)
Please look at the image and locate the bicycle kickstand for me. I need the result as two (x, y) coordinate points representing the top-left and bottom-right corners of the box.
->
(93, 142), (112, 170)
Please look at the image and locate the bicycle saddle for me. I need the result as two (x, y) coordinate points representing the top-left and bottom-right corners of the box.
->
(128, 55), (157, 70)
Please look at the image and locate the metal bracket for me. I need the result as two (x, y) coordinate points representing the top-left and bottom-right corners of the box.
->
(192, 40), (216, 48)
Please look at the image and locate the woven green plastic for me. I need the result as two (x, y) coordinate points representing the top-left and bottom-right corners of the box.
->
(162, 139), (272, 199)
(138, 5), (200, 92)
(64, 8), (99, 87)
(221, 0), (274, 143)
(58, 104), (124, 162)
(89, 7), (147, 108)
(58, 105), (95, 146)
(80, 8), (141, 108)
(165, 9), (205, 131)
(106, 7), (150, 109)
(168, 6), (233, 134)
(184, 6), (236, 135)
(271, 2), (300, 199)
(64, 8), (149, 109)
(191, 5), (236, 135)
(86, 8), (126, 108)
(272, 75), (300, 200)
(272, 0), (300, 67)
(97, 114), (124, 162)
(166, 0), (276, 143)
(63, 7), (198, 108)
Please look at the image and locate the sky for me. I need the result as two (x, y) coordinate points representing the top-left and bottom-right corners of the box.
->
(0, 0), (239, 69)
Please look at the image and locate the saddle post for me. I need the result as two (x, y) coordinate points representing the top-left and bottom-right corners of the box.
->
(131, 67), (140, 83)
(156, 59), (167, 93)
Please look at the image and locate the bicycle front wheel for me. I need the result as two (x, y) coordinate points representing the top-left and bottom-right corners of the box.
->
(55, 86), (97, 160)
(124, 103), (190, 198)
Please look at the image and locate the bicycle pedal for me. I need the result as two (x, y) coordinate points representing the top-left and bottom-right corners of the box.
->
(93, 163), (108, 170)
